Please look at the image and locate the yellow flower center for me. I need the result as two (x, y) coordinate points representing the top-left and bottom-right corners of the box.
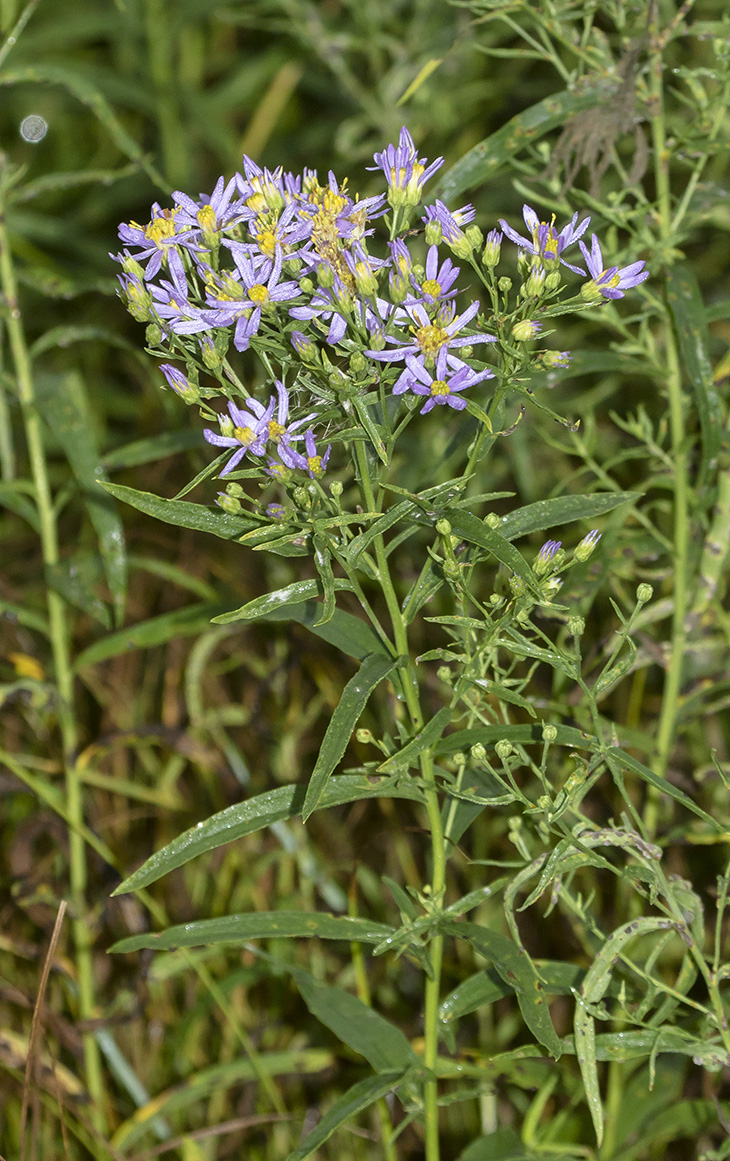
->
(248, 284), (270, 305)
(145, 212), (177, 246)
(268, 420), (286, 441)
(422, 279), (442, 298)
(430, 380), (450, 397)
(307, 456), (323, 477)
(196, 204), (218, 232)
(246, 192), (268, 215)
(234, 426), (257, 446)
(256, 227), (278, 259)
(415, 323), (447, 356)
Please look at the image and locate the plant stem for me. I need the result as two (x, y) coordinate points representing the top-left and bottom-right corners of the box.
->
(0, 207), (107, 1130)
(645, 7), (688, 837)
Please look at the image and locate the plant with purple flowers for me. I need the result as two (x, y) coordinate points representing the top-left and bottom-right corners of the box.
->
(111, 125), (654, 1161)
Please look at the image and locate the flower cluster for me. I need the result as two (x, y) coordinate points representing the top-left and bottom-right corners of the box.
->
(114, 127), (648, 493)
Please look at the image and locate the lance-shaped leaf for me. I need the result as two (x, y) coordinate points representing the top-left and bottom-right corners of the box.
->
(377, 706), (453, 773)
(303, 653), (399, 820)
(101, 481), (257, 540)
(498, 492), (641, 542)
(111, 911), (395, 954)
(285, 1072), (407, 1161)
(113, 775), (425, 894)
(212, 578), (354, 624)
(436, 508), (541, 594)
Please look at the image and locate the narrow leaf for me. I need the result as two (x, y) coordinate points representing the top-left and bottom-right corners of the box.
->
(285, 1072), (406, 1161)
(111, 911), (395, 954)
(607, 749), (724, 830)
(438, 508), (540, 592)
(574, 1000), (602, 1145)
(263, 601), (391, 660)
(294, 972), (415, 1073)
(101, 481), (256, 540)
(377, 706), (453, 773)
(312, 533), (336, 626)
(74, 602), (231, 670)
(303, 654), (398, 820)
(212, 578), (353, 624)
(498, 492), (641, 541)
(113, 775), (425, 894)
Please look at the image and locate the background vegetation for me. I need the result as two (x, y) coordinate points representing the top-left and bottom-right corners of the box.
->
(1, 0), (730, 1157)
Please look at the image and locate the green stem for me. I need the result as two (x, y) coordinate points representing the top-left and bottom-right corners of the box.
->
(0, 207), (107, 1131)
(645, 13), (689, 837)
(352, 436), (447, 1158)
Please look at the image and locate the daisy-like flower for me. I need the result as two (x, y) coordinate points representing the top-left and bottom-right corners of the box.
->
(498, 204), (591, 274)
(263, 380), (316, 450)
(205, 246), (300, 351)
(171, 175), (249, 243)
(395, 348), (493, 414)
(578, 235), (649, 300)
(534, 540), (562, 576)
(408, 245), (460, 307)
(279, 428), (331, 479)
(365, 300), (496, 372)
(369, 126), (444, 209)
(203, 400), (273, 475)
(160, 363), (198, 403)
(117, 204), (198, 280)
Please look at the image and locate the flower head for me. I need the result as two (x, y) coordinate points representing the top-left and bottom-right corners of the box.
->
(203, 399), (273, 475)
(370, 127), (443, 208)
(279, 428), (331, 478)
(499, 205), (590, 274)
(578, 235), (649, 300)
(394, 347), (493, 414)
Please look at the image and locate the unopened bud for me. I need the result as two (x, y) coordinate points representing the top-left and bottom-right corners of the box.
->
(216, 491), (241, 514)
(436, 519), (452, 536)
(465, 225), (483, 250)
(471, 743), (487, 762)
(512, 319), (542, 342)
(330, 480), (343, 497)
(545, 271), (561, 291)
(355, 728), (373, 743)
(637, 583), (653, 604)
(145, 323), (163, 347)
(568, 615), (585, 637)
(485, 513), (501, 529)
(349, 351), (366, 375)
(495, 740), (512, 760)
(482, 229), (502, 268)
(498, 276), (512, 293)
(437, 666), (452, 684)
(424, 219), (442, 246)
(574, 529), (601, 562)
(542, 723), (558, 743)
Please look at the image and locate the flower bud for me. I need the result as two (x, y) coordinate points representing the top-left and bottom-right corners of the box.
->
(145, 323), (163, 347)
(512, 319), (542, 342)
(545, 271), (561, 291)
(437, 666), (452, 684)
(424, 219), (442, 246)
(471, 743), (487, 762)
(298, 277), (315, 295)
(542, 723), (558, 744)
(523, 266), (546, 298)
(568, 615), (585, 637)
(508, 573), (527, 598)
(482, 229), (502, 268)
(447, 232), (474, 261)
(216, 491), (241, 514)
(355, 728), (373, 743)
(542, 349), (572, 369)
(436, 519), (452, 536)
(291, 330), (318, 365)
(574, 529), (601, 562)
(330, 480), (343, 498)
(199, 335), (221, 369)
(637, 583), (653, 604)
(465, 224), (483, 250)
(498, 276), (512, 293)
(226, 482), (244, 498)
(349, 351), (367, 375)
(534, 539), (562, 576)
(495, 740), (512, 760)
(485, 513), (501, 529)
(317, 262), (335, 289)
(367, 329), (386, 351)
(160, 363), (199, 404)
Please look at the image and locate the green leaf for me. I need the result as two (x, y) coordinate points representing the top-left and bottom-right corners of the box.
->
(457, 1128), (528, 1161)
(212, 578), (354, 624)
(263, 600), (391, 660)
(377, 706), (453, 773)
(667, 265), (722, 500)
(46, 554), (111, 629)
(0, 481), (40, 531)
(38, 371), (127, 625)
(433, 85), (614, 203)
(445, 921), (561, 1058)
(441, 962), (584, 1027)
(303, 654), (399, 820)
(101, 481), (256, 540)
(110, 911), (395, 954)
(607, 749), (724, 830)
(293, 971), (415, 1073)
(113, 776), (425, 894)
(312, 533), (336, 626)
(574, 999), (602, 1145)
(74, 602), (231, 670)
(285, 1072), (406, 1161)
(498, 492), (641, 541)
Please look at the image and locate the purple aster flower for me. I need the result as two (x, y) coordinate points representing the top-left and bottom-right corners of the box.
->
(498, 205), (591, 274)
(578, 235), (649, 300)
(369, 126), (444, 208)
(279, 428), (331, 479)
(408, 245), (460, 306)
(160, 363), (198, 403)
(264, 380), (315, 449)
(394, 347), (493, 414)
(117, 204), (198, 280)
(365, 300), (496, 372)
(205, 246), (300, 351)
(203, 399), (273, 475)
(534, 540), (562, 575)
(290, 282), (350, 345)
(171, 175), (250, 239)
(149, 268), (210, 336)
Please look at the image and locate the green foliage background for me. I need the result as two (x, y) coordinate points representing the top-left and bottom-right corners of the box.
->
(2, 0), (730, 1158)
